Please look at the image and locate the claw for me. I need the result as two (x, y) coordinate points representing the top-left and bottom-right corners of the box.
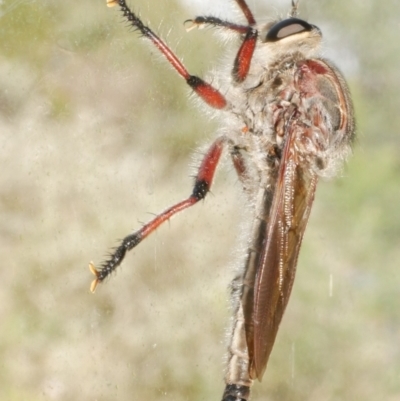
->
(184, 19), (197, 32)
(106, 0), (118, 8)
(184, 19), (206, 32)
(89, 261), (100, 293)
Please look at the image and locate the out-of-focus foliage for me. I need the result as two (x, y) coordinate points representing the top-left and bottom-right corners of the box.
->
(0, 1), (399, 400)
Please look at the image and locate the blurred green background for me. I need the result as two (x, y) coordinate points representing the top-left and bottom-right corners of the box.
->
(0, 0), (399, 400)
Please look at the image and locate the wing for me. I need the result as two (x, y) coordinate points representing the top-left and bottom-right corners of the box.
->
(250, 131), (318, 380)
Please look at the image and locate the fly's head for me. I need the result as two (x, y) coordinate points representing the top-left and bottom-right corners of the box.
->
(257, 17), (322, 64)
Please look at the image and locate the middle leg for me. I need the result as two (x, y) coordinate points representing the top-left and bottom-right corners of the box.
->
(90, 136), (227, 292)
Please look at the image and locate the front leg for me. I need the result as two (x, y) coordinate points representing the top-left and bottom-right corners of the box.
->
(107, 0), (227, 109)
(186, 15), (258, 83)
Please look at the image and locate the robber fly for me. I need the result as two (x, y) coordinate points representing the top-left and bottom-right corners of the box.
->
(89, 0), (355, 399)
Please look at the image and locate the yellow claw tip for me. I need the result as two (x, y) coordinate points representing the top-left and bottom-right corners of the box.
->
(89, 261), (99, 277)
(106, 0), (118, 8)
(90, 278), (99, 293)
(89, 262), (100, 293)
(184, 20), (196, 33)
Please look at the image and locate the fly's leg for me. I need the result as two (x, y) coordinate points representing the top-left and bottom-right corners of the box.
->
(186, 0), (258, 82)
(186, 17), (257, 82)
(231, 0), (258, 82)
(231, 146), (247, 183)
(233, 0), (256, 25)
(185, 17), (250, 34)
(89, 137), (226, 292)
(230, 145), (254, 196)
(107, 0), (227, 109)
(232, 28), (257, 83)
(186, 0), (255, 32)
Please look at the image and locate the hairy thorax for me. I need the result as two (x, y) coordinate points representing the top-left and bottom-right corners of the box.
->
(222, 28), (353, 181)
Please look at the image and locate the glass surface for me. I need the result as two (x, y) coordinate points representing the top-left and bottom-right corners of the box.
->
(0, 1), (399, 400)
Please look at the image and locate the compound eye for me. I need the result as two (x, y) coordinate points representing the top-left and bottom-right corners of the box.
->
(265, 18), (315, 42)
